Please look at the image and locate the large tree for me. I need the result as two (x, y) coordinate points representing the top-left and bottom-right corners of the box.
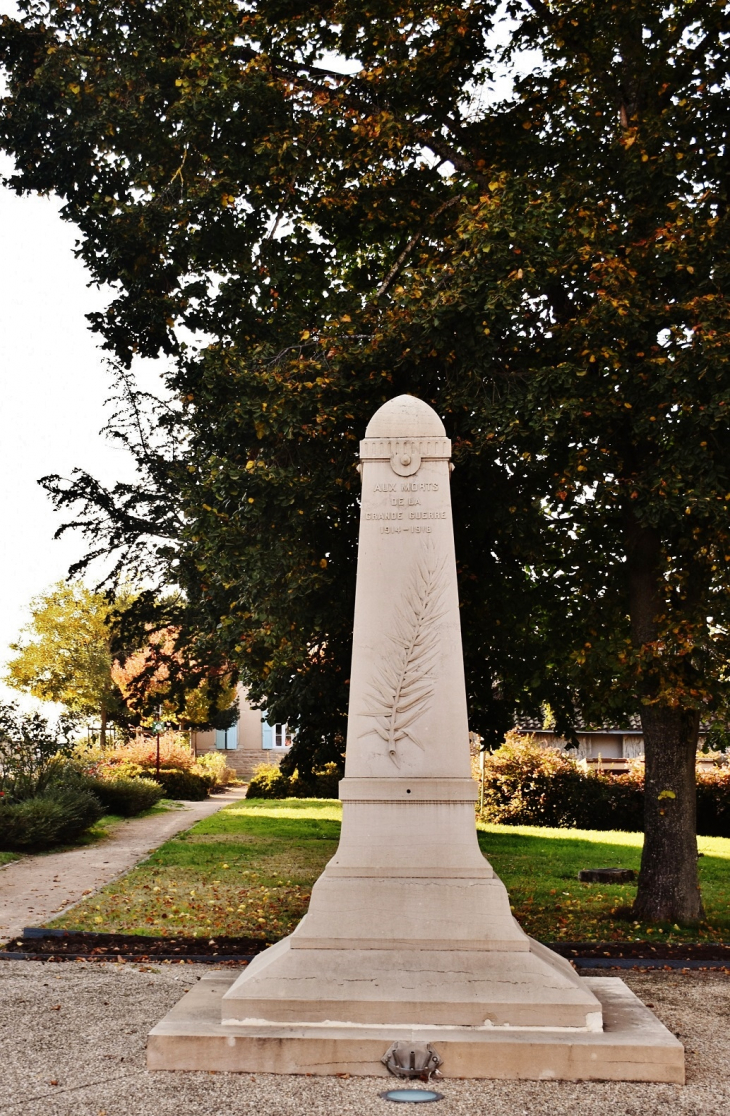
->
(2, 0), (730, 921)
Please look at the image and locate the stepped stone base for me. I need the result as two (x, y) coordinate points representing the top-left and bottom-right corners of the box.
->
(148, 972), (684, 1082)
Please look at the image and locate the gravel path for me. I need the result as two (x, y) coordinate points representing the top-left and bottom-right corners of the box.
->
(0, 787), (248, 941)
(1, 961), (728, 1115)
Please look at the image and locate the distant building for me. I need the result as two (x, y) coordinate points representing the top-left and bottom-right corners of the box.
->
(516, 715), (713, 772)
(192, 683), (292, 780)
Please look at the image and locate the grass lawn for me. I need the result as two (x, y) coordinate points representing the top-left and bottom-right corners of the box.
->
(0, 851), (19, 867)
(477, 822), (730, 943)
(50, 799), (730, 943)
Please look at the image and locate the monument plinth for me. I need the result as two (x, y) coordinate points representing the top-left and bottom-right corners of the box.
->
(148, 396), (684, 1082)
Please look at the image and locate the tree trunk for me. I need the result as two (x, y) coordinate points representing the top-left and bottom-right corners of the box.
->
(633, 704), (703, 923)
(99, 703), (107, 749)
(623, 509), (703, 923)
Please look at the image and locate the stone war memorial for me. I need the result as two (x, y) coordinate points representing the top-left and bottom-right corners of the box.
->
(148, 395), (684, 1082)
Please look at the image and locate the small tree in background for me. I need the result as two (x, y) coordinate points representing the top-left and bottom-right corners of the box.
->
(5, 582), (237, 741)
(4, 582), (127, 745)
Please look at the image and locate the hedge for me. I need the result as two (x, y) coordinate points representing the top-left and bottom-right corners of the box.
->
(479, 734), (730, 836)
(152, 767), (212, 800)
(83, 775), (164, 816)
(0, 786), (104, 852)
(246, 762), (340, 800)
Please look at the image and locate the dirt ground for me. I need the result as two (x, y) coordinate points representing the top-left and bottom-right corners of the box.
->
(1, 960), (729, 1116)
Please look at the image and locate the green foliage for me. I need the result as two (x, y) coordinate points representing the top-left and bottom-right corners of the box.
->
(2, 0), (729, 760)
(481, 736), (730, 837)
(246, 762), (340, 800)
(245, 763), (290, 799)
(83, 774), (164, 816)
(0, 785), (104, 851)
(194, 750), (236, 786)
(3, 0), (730, 914)
(696, 770), (730, 839)
(0, 701), (78, 800)
(152, 767), (211, 800)
(3, 581), (131, 736)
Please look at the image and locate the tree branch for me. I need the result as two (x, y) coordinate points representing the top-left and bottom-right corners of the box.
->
(375, 196), (462, 298)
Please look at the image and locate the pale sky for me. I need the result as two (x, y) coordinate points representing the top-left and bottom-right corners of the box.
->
(0, 152), (172, 706)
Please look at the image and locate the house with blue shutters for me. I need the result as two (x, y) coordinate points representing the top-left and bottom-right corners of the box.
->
(191, 683), (292, 779)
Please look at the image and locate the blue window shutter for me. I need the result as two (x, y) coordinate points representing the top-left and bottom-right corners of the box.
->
(215, 729), (226, 750)
(261, 721), (273, 750)
(226, 724), (238, 750)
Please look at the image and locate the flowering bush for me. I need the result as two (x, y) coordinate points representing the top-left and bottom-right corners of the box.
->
(96, 731), (196, 775)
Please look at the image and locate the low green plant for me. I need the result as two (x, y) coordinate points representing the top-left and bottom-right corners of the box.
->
(152, 767), (211, 800)
(246, 762), (340, 800)
(84, 774), (164, 816)
(195, 751), (236, 786)
(0, 785), (104, 851)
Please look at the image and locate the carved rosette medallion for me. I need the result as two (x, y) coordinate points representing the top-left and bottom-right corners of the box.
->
(389, 439), (421, 476)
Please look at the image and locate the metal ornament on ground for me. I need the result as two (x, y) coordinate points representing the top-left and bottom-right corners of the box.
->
(381, 1041), (443, 1081)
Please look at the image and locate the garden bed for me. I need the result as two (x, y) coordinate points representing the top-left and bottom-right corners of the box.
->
(0, 928), (267, 962)
(5, 929), (730, 969)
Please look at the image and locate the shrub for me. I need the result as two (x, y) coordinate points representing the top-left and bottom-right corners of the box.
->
(195, 751), (236, 786)
(479, 732), (730, 835)
(0, 786), (104, 851)
(246, 763), (292, 799)
(478, 733), (603, 828)
(246, 761), (340, 800)
(97, 732), (196, 777)
(697, 770), (730, 838)
(152, 767), (210, 800)
(83, 775), (164, 816)
(0, 702), (77, 799)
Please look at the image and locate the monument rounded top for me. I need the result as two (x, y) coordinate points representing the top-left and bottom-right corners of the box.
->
(365, 395), (446, 439)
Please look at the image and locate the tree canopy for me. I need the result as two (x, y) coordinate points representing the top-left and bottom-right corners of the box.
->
(2, 0), (730, 919)
(4, 581), (127, 742)
(4, 580), (236, 738)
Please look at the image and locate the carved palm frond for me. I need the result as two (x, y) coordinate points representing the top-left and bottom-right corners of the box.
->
(360, 548), (447, 764)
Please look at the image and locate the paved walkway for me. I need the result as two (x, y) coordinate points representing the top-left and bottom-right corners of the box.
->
(0, 786), (248, 942)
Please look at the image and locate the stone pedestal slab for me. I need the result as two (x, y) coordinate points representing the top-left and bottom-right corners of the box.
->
(148, 972), (684, 1082)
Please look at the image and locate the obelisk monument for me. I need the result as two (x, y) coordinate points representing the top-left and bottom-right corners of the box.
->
(149, 396), (684, 1081)
(220, 394), (602, 1025)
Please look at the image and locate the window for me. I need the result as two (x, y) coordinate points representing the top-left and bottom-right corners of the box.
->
(215, 724), (238, 750)
(262, 721), (293, 749)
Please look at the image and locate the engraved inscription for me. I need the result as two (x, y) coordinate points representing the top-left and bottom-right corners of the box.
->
(381, 525), (432, 534)
(359, 548), (446, 765)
